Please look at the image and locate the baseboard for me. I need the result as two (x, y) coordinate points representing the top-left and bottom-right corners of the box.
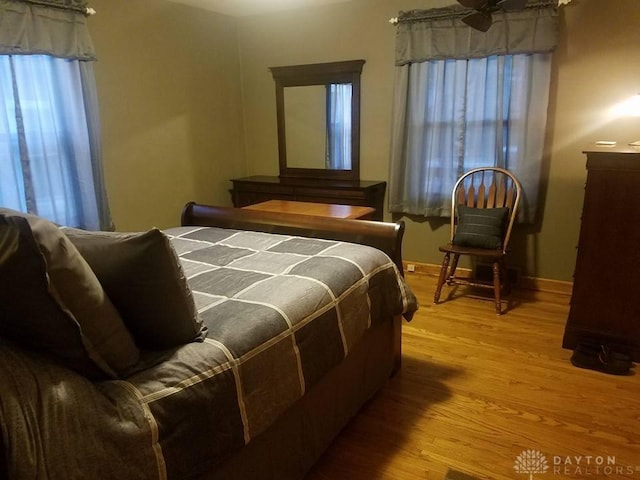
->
(403, 260), (573, 296)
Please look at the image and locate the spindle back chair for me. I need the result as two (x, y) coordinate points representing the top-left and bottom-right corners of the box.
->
(433, 167), (522, 315)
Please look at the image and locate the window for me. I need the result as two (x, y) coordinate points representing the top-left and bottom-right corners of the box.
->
(0, 55), (103, 229)
(389, 53), (552, 222)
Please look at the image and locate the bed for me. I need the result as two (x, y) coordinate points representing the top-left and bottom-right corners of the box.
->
(0, 202), (417, 480)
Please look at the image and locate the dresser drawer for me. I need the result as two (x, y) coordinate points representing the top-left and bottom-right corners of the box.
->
(294, 187), (365, 200)
(234, 182), (295, 195)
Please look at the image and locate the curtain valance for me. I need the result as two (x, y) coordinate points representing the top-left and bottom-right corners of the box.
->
(395, 1), (558, 65)
(0, 0), (96, 60)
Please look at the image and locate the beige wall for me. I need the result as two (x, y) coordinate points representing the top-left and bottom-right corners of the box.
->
(89, 0), (640, 281)
(237, 0), (640, 281)
(89, 0), (245, 231)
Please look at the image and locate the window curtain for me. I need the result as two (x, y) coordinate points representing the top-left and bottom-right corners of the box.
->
(326, 83), (352, 170)
(0, 0), (96, 60)
(388, 2), (558, 222)
(0, 0), (112, 230)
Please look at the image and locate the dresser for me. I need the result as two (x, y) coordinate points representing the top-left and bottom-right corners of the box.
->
(230, 176), (387, 221)
(563, 148), (640, 361)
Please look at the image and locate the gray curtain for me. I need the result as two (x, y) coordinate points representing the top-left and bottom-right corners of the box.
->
(395, 2), (558, 64)
(80, 61), (114, 231)
(0, 0), (95, 59)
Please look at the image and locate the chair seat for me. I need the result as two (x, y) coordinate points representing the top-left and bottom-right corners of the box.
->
(438, 243), (505, 259)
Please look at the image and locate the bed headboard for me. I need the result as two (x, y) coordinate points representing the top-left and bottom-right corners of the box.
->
(180, 203), (405, 275)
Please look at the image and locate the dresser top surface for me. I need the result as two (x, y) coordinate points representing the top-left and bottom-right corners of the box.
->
(583, 146), (640, 155)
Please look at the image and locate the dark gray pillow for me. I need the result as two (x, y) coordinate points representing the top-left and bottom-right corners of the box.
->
(64, 228), (206, 349)
(0, 215), (130, 379)
(452, 206), (509, 249)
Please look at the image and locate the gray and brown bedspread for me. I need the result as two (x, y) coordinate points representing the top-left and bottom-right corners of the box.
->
(0, 226), (417, 479)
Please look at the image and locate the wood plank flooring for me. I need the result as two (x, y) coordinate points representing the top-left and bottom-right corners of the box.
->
(306, 273), (640, 480)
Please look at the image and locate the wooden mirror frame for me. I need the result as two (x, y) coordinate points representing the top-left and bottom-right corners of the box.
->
(270, 60), (365, 181)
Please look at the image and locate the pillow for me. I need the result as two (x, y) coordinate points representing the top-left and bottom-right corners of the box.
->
(452, 206), (509, 250)
(63, 228), (206, 349)
(0, 214), (136, 379)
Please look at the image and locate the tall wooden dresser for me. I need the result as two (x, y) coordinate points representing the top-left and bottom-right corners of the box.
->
(563, 148), (640, 361)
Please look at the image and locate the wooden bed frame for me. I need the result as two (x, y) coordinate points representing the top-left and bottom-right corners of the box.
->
(0, 204), (408, 480)
(181, 202), (406, 480)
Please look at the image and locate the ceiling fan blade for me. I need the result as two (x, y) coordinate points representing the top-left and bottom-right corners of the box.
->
(497, 0), (528, 10)
(462, 11), (493, 31)
(458, 0), (488, 10)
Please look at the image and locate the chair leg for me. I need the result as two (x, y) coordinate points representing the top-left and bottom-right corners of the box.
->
(434, 252), (450, 304)
(447, 254), (460, 285)
(492, 260), (502, 315)
(501, 258), (511, 295)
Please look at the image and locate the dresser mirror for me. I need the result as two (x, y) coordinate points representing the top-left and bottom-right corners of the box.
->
(270, 60), (365, 180)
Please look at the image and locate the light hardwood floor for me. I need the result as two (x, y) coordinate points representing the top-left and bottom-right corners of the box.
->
(307, 273), (640, 480)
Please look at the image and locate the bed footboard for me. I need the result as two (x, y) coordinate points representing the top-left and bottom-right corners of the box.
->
(197, 313), (399, 480)
(181, 202), (406, 275)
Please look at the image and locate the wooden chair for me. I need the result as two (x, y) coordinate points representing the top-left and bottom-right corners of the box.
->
(433, 167), (522, 315)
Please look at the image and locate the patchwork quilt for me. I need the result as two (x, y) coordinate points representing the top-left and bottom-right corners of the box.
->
(0, 226), (417, 480)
